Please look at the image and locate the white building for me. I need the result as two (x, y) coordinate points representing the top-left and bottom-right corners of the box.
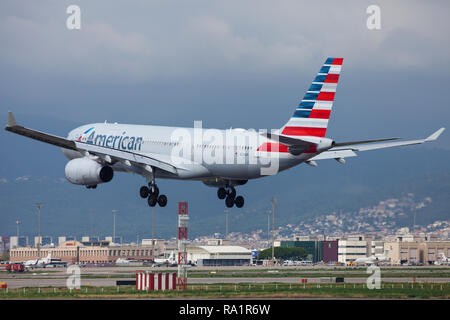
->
(207, 239), (231, 246)
(370, 240), (385, 255)
(385, 240), (450, 265)
(187, 245), (252, 266)
(34, 236), (53, 247)
(58, 236), (76, 246)
(9, 236), (28, 248)
(338, 236), (368, 264)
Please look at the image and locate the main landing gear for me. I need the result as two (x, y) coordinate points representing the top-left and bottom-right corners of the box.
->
(217, 187), (244, 208)
(139, 182), (167, 207)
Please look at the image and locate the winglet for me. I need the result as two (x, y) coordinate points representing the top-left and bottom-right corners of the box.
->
(7, 111), (17, 127)
(425, 128), (445, 142)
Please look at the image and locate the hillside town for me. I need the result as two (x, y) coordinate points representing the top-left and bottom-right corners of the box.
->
(189, 194), (449, 248)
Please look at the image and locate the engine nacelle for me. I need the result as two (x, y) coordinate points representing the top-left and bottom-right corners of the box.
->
(316, 138), (335, 152)
(65, 158), (114, 186)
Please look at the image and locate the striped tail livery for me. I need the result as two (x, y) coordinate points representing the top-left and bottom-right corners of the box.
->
(281, 57), (343, 137)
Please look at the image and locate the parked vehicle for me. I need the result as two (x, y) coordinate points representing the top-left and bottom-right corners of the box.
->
(6, 263), (25, 272)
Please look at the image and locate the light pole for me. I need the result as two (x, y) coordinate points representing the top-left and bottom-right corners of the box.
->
(16, 220), (20, 238)
(152, 206), (154, 260)
(112, 209), (119, 244)
(36, 203), (42, 259)
(270, 197), (277, 265)
(90, 209), (94, 238)
(224, 209), (230, 239)
(266, 210), (271, 247)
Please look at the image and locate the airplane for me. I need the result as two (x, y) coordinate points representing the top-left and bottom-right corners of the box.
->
(115, 257), (131, 265)
(153, 251), (176, 266)
(23, 258), (39, 268)
(354, 250), (389, 266)
(436, 253), (450, 265)
(37, 253), (67, 268)
(37, 253), (52, 266)
(23, 253), (53, 268)
(5, 57), (445, 208)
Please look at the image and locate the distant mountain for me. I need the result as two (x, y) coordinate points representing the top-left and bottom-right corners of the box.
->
(0, 115), (449, 241)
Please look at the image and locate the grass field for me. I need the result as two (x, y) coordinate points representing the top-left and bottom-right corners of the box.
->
(1, 282), (449, 299)
(187, 269), (450, 278)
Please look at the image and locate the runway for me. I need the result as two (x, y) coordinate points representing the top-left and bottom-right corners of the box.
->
(1, 265), (450, 289)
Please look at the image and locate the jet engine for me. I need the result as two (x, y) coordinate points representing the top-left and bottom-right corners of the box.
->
(65, 158), (113, 186)
(316, 138), (335, 152)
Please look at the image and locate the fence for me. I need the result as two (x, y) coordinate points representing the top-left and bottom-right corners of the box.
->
(0, 282), (449, 297)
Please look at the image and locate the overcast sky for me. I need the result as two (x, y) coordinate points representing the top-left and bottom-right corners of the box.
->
(1, 0), (449, 145)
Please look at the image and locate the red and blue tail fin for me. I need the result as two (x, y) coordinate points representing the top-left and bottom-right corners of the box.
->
(281, 57), (343, 137)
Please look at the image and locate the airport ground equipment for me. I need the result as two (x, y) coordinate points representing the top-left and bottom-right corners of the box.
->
(6, 263), (24, 272)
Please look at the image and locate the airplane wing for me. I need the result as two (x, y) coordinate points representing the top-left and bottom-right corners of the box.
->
(310, 128), (445, 161)
(5, 111), (78, 150)
(5, 111), (179, 175)
(262, 132), (401, 147)
(75, 140), (178, 174)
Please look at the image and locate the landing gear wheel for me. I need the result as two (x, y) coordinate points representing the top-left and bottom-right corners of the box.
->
(217, 188), (227, 199)
(140, 186), (149, 198)
(235, 196), (244, 208)
(225, 196), (235, 208)
(157, 194), (167, 207)
(147, 194), (157, 207)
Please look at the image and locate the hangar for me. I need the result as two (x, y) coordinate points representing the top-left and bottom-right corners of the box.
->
(187, 245), (252, 266)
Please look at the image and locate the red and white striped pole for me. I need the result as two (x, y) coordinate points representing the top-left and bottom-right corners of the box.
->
(177, 202), (189, 290)
(135, 272), (176, 291)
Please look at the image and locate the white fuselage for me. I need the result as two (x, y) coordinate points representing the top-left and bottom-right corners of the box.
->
(355, 253), (388, 265)
(62, 123), (316, 182)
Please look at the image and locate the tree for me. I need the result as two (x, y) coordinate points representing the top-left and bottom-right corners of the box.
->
(257, 247), (307, 261)
(0, 250), (10, 262)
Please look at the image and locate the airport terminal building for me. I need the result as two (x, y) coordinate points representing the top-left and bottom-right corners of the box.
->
(9, 240), (165, 264)
(385, 240), (450, 265)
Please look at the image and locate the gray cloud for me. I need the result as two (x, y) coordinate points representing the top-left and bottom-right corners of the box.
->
(0, 0), (448, 146)
(1, 0), (449, 82)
